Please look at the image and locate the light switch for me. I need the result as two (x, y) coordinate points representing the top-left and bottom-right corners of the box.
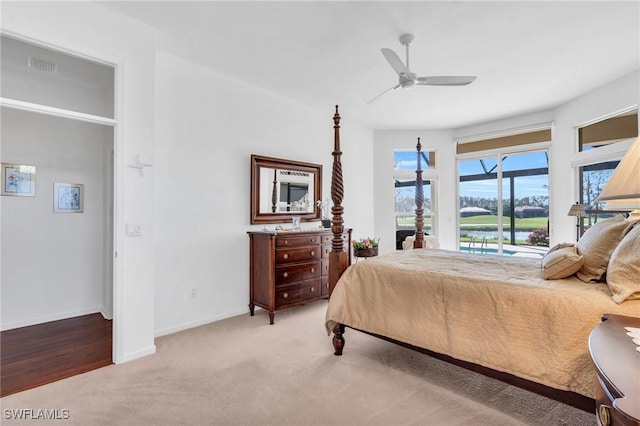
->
(126, 224), (142, 237)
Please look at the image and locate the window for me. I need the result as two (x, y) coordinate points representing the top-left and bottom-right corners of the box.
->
(579, 161), (620, 232)
(577, 109), (638, 233)
(579, 111), (637, 152)
(393, 145), (437, 250)
(394, 179), (433, 250)
(457, 129), (550, 256)
(394, 149), (435, 171)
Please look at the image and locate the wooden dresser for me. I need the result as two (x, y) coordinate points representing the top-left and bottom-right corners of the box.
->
(248, 229), (351, 324)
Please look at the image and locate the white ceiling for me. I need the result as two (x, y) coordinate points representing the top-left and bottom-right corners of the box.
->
(99, 1), (640, 130)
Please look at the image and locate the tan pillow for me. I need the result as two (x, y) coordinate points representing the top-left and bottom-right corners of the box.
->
(606, 224), (640, 304)
(546, 242), (576, 254)
(542, 245), (583, 279)
(576, 215), (630, 282)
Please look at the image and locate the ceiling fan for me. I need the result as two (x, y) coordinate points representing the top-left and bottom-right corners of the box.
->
(368, 34), (476, 104)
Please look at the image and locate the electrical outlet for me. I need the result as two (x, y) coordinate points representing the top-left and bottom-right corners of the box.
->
(191, 288), (198, 298)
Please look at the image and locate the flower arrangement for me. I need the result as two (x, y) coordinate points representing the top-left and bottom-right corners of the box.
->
(352, 237), (379, 249)
(352, 237), (380, 258)
(316, 198), (333, 228)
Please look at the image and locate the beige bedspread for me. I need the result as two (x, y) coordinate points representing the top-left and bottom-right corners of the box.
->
(325, 249), (640, 398)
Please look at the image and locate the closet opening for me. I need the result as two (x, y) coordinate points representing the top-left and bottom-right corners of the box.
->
(0, 34), (116, 396)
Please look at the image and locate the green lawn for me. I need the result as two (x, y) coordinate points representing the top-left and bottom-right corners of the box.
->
(460, 215), (548, 231)
(397, 215), (548, 231)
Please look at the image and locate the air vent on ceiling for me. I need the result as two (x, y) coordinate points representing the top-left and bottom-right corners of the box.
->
(27, 56), (58, 74)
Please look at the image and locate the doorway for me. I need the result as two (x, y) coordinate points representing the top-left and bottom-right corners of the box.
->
(0, 34), (116, 392)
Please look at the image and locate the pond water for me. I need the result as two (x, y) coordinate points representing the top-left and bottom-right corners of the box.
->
(461, 230), (532, 242)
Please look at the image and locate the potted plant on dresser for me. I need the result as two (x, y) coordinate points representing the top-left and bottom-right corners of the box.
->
(352, 237), (379, 258)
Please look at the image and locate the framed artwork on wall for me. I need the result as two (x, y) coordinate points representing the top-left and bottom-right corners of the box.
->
(54, 182), (84, 213)
(1, 163), (36, 196)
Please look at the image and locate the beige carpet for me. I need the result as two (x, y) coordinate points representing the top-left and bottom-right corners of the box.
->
(0, 302), (595, 425)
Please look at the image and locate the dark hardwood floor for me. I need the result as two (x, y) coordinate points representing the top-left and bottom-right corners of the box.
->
(1, 313), (112, 397)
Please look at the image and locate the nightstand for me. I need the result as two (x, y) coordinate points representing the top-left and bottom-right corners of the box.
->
(588, 314), (640, 426)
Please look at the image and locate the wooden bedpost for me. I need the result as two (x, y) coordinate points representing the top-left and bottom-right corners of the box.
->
(332, 323), (345, 356)
(271, 169), (277, 213)
(413, 138), (424, 249)
(328, 105), (349, 297)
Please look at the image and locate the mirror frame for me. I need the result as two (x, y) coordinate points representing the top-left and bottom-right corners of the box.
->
(250, 154), (322, 224)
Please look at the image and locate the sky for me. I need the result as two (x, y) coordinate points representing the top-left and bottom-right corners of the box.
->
(394, 150), (549, 199)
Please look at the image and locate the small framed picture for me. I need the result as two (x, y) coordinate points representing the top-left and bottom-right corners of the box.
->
(54, 182), (84, 213)
(1, 163), (36, 196)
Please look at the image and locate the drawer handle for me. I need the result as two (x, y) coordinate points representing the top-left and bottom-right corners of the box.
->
(283, 272), (289, 278)
(310, 287), (315, 292)
(310, 267), (315, 273)
(325, 283), (329, 288)
(310, 251), (315, 257)
(283, 253), (289, 260)
(283, 292), (288, 299)
(284, 240), (288, 245)
(598, 405), (610, 426)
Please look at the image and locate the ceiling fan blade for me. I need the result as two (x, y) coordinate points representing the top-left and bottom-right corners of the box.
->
(381, 48), (409, 76)
(416, 76), (476, 86)
(366, 84), (401, 105)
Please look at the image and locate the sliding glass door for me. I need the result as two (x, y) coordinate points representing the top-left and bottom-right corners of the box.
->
(459, 150), (549, 256)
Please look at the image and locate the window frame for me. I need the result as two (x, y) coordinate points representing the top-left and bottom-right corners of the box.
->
(456, 142), (551, 254)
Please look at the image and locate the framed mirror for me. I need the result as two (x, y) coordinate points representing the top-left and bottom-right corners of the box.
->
(250, 154), (322, 224)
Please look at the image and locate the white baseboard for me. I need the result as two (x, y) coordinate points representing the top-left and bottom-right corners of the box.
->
(1, 305), (103, 331)
(116, 344), (156, 364)
(154, 307), (249, 337)
(100, 307), (113, 320)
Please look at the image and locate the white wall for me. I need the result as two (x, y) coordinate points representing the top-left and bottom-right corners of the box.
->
(1, 1), (374, 353)
(0, 35), (114, 118)
(153, 51), (374, 336)
(2, 2), (157, 362)
(1, 108), (107, 329)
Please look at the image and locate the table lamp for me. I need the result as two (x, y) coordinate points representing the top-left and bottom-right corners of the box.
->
(596, 136), (640, 221)
(567, 202), (586, 241)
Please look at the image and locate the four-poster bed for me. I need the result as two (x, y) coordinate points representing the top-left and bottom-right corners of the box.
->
(325, 106), (640, 412)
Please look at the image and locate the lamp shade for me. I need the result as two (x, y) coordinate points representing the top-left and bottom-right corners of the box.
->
(567, 203), (586, 217)
(596, 136), (640, 205)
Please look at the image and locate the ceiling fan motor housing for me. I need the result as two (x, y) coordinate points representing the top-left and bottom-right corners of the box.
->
(400, 73), (417, 88)
(399, 33), (415, 46)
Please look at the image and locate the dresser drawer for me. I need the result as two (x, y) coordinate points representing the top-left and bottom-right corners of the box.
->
(276, 246), (321, 264)
(321, 276), (329, 297)
(322, 233), (349, 244)
(276, 280), (320, 307)
(276, 235), (321, 247)
(322, 244), (331, 259)
(276, 261), (321, 285)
